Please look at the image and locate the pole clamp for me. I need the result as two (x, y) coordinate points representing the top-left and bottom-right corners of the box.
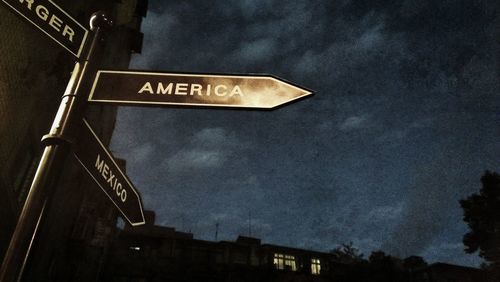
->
(41, 134), (74, 147)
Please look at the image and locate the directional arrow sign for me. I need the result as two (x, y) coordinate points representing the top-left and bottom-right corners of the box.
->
(88, 70), (312, 109)
(2, 0), (88, 58)
(74, 119), (145, 226)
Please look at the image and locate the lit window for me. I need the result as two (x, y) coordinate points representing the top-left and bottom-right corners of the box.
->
(311, 258), (321, 275)
(273, 253), (297, 271)
(129, 246), (141, 251)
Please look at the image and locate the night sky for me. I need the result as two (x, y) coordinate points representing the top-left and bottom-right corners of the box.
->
(110, 0), (499, 267)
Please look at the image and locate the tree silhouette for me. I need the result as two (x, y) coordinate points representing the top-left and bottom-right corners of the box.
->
(460, 171), (500, 267)
(330, 242), (364, 264)
(402, 255), (427, 272)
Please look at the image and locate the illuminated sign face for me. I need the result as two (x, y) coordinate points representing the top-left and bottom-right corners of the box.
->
(2, 0), (88, 58)
(89, 70), (313, 109)
(74, 119), (145, 226)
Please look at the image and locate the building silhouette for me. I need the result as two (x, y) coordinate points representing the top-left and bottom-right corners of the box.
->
(101, 211), (348, 282)
(412, 263), (487, 282)
(98, 211), (488, 282)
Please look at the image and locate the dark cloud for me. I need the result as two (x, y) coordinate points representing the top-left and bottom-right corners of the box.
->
(110, 0), (499, 266)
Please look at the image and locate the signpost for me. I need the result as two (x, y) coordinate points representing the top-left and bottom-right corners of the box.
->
(74, 119), (146, 226)
(0, 11), (110, 282)
(2, 0), (88, 58)
(88, 70), (312, 109)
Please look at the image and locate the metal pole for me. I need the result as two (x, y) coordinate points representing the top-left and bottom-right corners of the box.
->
(0, 12), (112, 282)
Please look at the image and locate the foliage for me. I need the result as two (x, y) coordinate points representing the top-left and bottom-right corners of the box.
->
(330, 242), (365, 263)
(334, 248), (428, 282)
(460, 171), (500, 266)
(402, 255), (427, 271)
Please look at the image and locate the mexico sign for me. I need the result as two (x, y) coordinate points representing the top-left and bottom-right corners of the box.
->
(74, 119), (145, 226)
